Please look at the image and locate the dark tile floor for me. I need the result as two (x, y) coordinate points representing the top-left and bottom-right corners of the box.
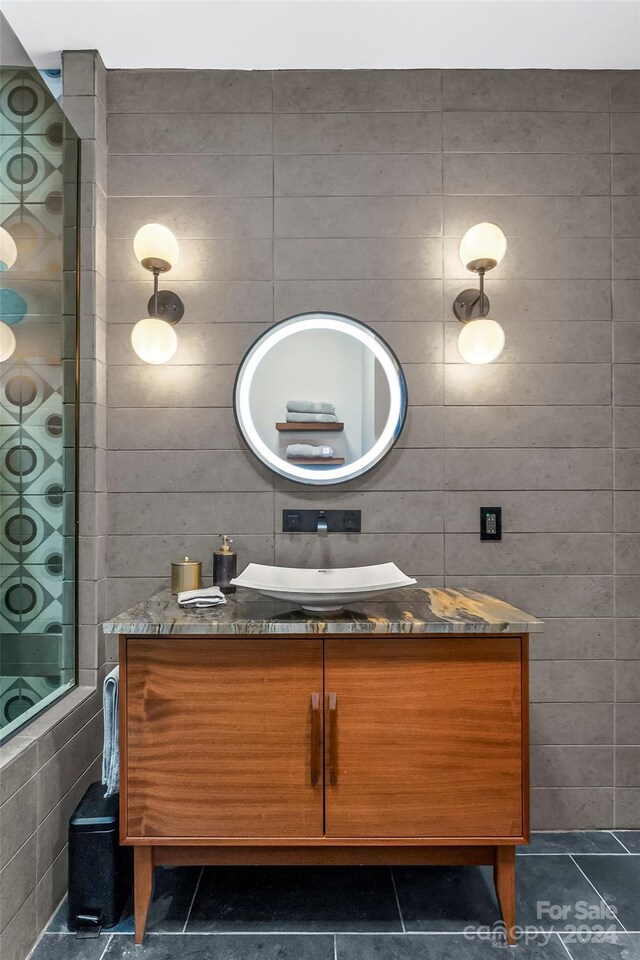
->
(35, 832), (640, 959)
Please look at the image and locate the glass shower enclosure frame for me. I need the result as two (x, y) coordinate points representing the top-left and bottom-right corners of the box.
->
(0, 55), (79, 741)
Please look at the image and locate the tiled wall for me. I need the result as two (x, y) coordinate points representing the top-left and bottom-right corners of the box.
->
(105, 68), (640, 829)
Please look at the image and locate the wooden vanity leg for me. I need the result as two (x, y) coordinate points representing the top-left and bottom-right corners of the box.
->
(494, 845), (516, 945)
(134, 846), (154, 945)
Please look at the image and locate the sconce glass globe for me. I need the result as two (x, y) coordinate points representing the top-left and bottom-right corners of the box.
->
(459, 222), (507, 273)
(0, 225), (18, 271)
(457, 317), (505, 365)
(0, 320), (17, 361)
(131, 317), (178, 365)
(133, 223), (179, 273)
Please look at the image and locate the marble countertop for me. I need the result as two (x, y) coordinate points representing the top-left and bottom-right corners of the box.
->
(103, 586), (543, 636)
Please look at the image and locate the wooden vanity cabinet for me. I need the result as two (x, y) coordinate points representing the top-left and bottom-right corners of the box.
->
(119, 633), (529, 945)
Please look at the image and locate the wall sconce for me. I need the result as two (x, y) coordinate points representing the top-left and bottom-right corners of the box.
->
(130, 223), (184, 364)
(453, 222), (507, 365)
(0, 225), (18, 361)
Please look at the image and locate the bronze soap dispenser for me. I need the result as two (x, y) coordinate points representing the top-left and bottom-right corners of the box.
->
(213, 535), (237, 594)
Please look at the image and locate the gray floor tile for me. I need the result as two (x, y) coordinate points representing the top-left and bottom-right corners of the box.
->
(519, 832), (627, 855)
(392, 866), (501, 932)
(104, 934), (335, 960)
(47, 867), (201, 933)
(336, 933), (570, 959)
(561, 933), (640, 959)
(613, 831), (640, 853)
(574, 855), (640, 930)
(31, 934), (105, 960)
(187, 866), (402, 933)
(516, 856), (623, 931)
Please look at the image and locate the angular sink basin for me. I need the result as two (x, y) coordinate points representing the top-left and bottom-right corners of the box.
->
(231, 562), (417, 613)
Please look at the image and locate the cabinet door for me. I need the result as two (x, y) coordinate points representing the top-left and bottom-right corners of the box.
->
(124, 639), (324, 839)
(324, 637), (524, 839)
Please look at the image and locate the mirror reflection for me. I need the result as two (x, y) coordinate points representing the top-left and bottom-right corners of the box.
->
(234, 313), (407, 485)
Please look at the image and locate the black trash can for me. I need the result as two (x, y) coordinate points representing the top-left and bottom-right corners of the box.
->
(67, 781), (132, 932)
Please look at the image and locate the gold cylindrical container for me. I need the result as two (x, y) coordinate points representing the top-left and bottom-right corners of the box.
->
(171, 557), (202, 595)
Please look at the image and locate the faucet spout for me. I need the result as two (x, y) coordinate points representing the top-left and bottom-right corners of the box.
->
(317, 512), (328, 538)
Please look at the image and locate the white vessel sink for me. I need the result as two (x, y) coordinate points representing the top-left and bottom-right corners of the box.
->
(231, 562), (417, 613)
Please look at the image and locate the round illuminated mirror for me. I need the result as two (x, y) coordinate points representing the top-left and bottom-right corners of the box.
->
(234, 312), (407, 486)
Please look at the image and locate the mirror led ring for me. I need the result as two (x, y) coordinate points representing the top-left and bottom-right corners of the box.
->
(234, 312), (408, 487)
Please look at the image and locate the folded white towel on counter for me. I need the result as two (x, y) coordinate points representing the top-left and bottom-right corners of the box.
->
(286, 443), (334, 459)
(178, 586), (227, 607)
(286, 400), (336, 415)
(102, 666), (120, 798)
(286, 412), (338, 423)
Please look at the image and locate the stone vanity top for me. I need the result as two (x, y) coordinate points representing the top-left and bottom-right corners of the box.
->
(103, 586), (543, 636)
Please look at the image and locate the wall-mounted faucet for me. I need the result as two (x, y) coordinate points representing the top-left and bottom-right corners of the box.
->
(282, 510), (361, 535)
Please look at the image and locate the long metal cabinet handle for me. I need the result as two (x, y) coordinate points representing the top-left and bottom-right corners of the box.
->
(310, 692), (321, 786)
(328, 692), (338, 786)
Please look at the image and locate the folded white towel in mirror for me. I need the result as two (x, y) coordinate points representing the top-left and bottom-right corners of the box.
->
(286, 443), (334, 459)
(178, 586), (227, 607)
(287, 400), (336, 415)
(286, 412), (338, 422)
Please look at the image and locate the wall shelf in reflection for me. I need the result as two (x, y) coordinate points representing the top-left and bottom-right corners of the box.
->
(276, 421), (344, 431)
(286, 457), (345, 465)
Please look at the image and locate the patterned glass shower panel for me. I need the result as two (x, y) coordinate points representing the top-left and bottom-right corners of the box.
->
(1, 62), (78, 739)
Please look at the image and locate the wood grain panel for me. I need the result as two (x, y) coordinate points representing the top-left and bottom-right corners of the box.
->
(324, 637), (523, 838)
(125, 638), (323, 839)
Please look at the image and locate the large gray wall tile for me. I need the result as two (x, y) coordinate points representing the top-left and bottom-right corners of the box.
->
(108, 113), (272, 155)
(274, 279), (443, 322)
(108, 198), (273, 239)
(107, 69), (273, 113)
(531, 788), (614, 830)
(275, 196), (442, 238)
(108, 238), (272, 281)
(445, 237), (611, 280)
(611, 72), (640, 111)
(443, 279), (611, 323)
(615, 619), (640, 658)
(445, 533), (612, 576)
(273, 69), (441, 112)
(444, 195), (611, 238)
(531, 618), (613, 660)
(108, 491), (275, 535)
(275, 237), (441, 280)
(531, 703), (613, 745)
(275, 154), (442, 196)
(613, 197), (640, 237)
(444, 406), (612, 448)
(444, 111), (609, 153)
(274, 111), (441, 154)
(444, 491), (612, 533)
(612, 155), (640, 196)
(443, 70), (610, 112)
(531, 746), (613, 787)
(108, 280), (273, 325)
(107, 450), (272, 493)
(107, 321), (267, 366)
(444, 153), (610, 195)
(108, 155), (273, 197)
(445, 448), (612, 490)
(444, 363), (611, 406)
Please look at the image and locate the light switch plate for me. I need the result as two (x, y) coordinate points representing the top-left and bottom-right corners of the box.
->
(480, 506), (502, 541)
